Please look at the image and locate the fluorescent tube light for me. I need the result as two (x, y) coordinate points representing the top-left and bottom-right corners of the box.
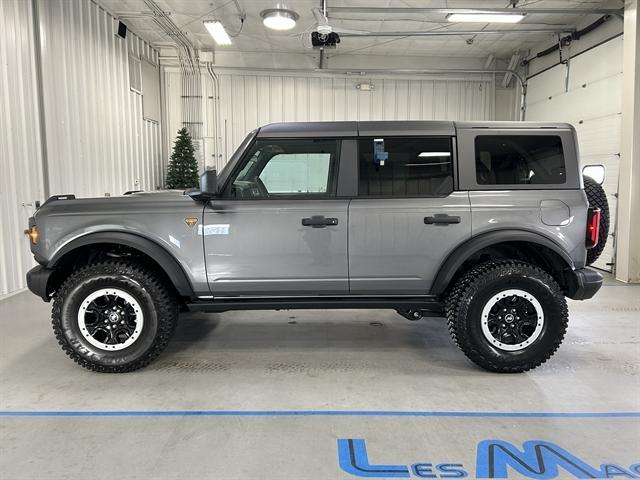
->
(418, 152), (451, 157)
(447, 13), (525, 23)
(204, 20), (232, 45)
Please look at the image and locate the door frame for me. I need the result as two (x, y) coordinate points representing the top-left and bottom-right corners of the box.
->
(203, 136), (356, 297)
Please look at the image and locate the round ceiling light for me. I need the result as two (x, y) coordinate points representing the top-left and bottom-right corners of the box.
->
(260, 8), (299, 31)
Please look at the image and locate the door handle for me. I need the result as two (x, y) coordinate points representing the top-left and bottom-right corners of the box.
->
(302, 216), (339, 228)
(424, 215), (461, 225)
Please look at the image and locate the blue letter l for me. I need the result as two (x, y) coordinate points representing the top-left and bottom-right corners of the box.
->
(337, 438), (410, 478)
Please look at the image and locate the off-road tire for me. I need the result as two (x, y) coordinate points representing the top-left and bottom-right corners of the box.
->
(52, 260), (178, 372)
(446, 261), (568, 373)
(583, 175), (609, 266)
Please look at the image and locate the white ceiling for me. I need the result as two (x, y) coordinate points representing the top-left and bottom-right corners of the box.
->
(98, 0), (622, 60)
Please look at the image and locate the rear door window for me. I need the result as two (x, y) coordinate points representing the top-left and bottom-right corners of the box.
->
(358, 137), (453, 196)
(475, 135), (566, 185)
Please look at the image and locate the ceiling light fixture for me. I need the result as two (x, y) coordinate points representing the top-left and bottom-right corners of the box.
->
(260, 8), (299, 31)
(204, 20), (232, 45)
(447, 13), (525, 23)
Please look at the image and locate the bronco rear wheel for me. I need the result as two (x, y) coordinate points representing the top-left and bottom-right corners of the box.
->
(446, 261), (568, 373)
(52, 260), (178, 372)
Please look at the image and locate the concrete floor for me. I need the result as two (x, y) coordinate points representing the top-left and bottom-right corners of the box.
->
(1, 274), (639, 479)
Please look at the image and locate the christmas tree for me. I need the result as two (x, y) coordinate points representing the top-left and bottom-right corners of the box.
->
(166, 128), (199, 189)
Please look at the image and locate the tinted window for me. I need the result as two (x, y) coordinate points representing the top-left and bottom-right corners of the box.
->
(358, 137), (453, 196)
(260, 152), (331, 194)
(475, 135), (566, 185)
(226, 139), (338, 198)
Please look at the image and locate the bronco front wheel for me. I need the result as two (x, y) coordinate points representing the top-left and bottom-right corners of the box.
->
(52, 260), (178, 372)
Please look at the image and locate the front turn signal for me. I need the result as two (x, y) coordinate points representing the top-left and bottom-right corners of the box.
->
(24, 226), (39, 245)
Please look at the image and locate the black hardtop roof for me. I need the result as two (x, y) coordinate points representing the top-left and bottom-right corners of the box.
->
(256, 120), (574, 138)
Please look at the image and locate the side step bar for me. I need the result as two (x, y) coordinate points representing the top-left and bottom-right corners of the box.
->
(187, 296), (444, 314)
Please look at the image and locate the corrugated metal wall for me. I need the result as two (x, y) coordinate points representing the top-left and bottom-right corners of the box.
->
(0, 0), (162, 296)
(164, 69), (495, 173)
(38, 0), (162, 197)
(0, 0), (46, 297)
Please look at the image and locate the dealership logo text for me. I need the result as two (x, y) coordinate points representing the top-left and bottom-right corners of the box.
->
(337, 438), (640, 478)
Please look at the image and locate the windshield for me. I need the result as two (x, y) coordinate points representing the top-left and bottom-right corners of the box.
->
(216, 130), (257, 188)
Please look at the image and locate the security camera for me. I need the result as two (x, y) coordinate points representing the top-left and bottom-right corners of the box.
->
(311, 31), (340, 49)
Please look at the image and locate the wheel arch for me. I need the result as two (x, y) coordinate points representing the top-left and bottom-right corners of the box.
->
(48, 231), (195, 299)
(430, 230), (576, 296)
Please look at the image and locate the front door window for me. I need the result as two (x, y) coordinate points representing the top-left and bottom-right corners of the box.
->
(226, 139), (339, 199)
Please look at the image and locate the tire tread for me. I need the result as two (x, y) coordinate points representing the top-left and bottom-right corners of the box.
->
(51, 260), (177, 373)
(584, 175), (610, 266)
(445, 260), (568, 373)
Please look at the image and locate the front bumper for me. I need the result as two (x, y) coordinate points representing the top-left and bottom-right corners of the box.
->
(26, 265), (54, 302)
(565, 267), (603, 300)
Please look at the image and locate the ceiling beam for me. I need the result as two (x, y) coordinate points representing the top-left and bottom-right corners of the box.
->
(339, 28), (576, 37)
(328, 7), (623, 15)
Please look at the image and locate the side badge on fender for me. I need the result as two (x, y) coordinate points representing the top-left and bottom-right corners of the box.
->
(185, 217), (198, 228)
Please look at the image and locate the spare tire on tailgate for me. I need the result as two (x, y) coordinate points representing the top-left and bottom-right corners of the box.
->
(583, 175), (610, 266)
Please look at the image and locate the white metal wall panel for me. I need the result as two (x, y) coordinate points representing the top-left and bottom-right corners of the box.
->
(185, 70), (494, 172)
(0, 0), (45, 297)
(38, 0), (162, 197)
(526, 65), (567, 104)
(163, 68), (186, 173)
(1, 0), (163, 297)
(526, 37), (622, 272)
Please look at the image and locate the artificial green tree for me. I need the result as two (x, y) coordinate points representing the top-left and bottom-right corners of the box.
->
(166, 128), (199, 189)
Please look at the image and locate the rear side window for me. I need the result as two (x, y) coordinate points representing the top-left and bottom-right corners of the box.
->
(358, 137), (453, 196)
(475, 135), (566, 185)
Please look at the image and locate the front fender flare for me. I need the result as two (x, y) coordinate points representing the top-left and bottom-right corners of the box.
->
(429, 229), (575, 296)
(48, 231), (195, 298)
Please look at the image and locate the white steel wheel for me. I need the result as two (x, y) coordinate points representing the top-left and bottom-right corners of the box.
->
(77, 288), (144, 351)
(480, 288), (544, 352)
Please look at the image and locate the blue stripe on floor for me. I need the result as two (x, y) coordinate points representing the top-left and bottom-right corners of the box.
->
(1, 410), (639, 418)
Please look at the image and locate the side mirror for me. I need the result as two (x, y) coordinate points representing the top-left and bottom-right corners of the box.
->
(200, 168), (218, 194)
(188, 169), (218, 201)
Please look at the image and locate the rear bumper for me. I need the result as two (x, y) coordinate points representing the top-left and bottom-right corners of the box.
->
(565, 267), (603, 300)
(26, 265), (54, 302)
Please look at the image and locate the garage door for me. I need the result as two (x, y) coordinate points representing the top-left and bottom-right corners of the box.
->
(526, 36), (622, 272)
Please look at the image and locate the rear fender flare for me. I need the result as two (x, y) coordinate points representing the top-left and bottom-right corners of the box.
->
(429, 230), (575, 296)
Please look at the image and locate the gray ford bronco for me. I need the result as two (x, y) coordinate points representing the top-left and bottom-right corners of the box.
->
(26, 121), (608, 373)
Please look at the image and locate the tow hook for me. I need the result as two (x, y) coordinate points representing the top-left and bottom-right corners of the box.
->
(396, 309), (424, 321)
